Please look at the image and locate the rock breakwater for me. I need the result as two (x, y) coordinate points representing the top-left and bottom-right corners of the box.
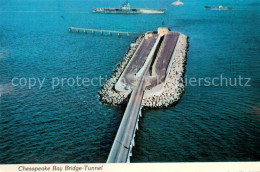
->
(99, 32), (188, 108)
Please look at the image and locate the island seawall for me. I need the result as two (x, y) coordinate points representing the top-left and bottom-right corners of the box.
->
(99, 28), (189, 108)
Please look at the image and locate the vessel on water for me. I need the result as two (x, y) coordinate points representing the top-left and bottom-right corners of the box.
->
(205, 5), (232, 10)
(92, 0), (166, 14)
(171, 0), (184, 6)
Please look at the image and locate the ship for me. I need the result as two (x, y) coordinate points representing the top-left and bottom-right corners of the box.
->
(205, 5), (232, 10)
(171, 0), (184, 6)
(92, 0), (166, 14)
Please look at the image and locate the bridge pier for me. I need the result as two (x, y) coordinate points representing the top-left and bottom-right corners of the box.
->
(129, 146), (132, 157)
(131, 138), (135, 147)
(139, 107), (142, 117)
(68, 27), (141, 37)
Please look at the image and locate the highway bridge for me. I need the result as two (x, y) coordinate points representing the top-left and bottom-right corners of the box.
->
(107, 29), (180, 163)
(106, 78), (145, 163)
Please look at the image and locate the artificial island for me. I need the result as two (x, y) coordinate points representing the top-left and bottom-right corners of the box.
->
(98, 27), (189, 162)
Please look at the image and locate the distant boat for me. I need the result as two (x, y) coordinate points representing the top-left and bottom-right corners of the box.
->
(205, 5), (232, 10)
(171, 0), (184, 6)
(92, 0), (166, 14)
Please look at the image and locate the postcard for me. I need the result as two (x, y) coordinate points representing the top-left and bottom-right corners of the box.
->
(0, 0), (259, 171)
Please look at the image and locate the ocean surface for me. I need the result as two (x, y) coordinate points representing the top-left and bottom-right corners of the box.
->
(0, 0), (259, 163)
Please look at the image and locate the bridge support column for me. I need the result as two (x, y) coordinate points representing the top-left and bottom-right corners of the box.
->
(129, 147), (132, 157)
(131, 138), (135, 147)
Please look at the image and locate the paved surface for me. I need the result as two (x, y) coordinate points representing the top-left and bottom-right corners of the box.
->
(108, 32), (180, 163)
(147, 32), (180, 89)
(107, 35), (162, 163)
(116, 34), (158, 90)
(116, 32), (179, 91)
(107, 78), (146, 163)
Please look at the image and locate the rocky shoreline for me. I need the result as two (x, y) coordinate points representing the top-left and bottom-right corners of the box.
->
(99, 33), (188, 108)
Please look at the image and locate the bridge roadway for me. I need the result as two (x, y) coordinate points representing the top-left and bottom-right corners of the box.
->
(147, 32), (180, 89)
(115, 34), (158, 92)
(107, 31), (180, 163)
(106, 77), (146, 163)
(115, 32), (180, 92)
(107, 34), (163, 163)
